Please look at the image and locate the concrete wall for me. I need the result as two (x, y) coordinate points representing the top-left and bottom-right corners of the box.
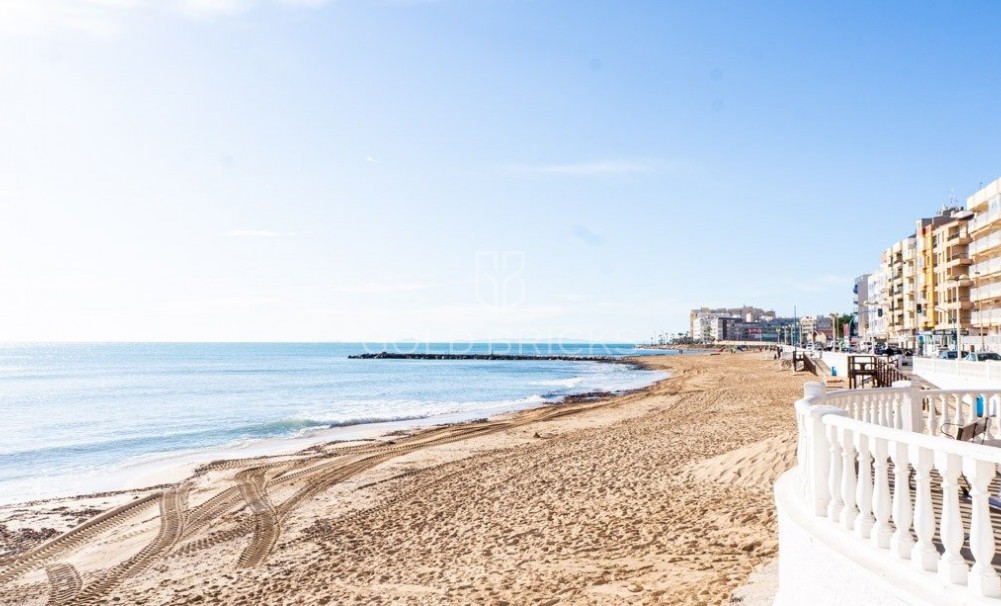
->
(774, 471), (992, 606)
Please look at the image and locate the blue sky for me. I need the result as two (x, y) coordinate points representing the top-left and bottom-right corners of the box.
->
(2, 1), (1001, 342)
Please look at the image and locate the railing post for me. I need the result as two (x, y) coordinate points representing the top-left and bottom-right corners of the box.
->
(804, 381), (825, 402)
(935, 451), (969, 585)
(870, 435), (893, 549)
(889, 440), (914, 559)
(964, 458), (1001, 597)
(799, 392), (847, 517)
(827, 423), (844, 522)
(908, 445), (937, 572)
(854, 432), (875, 539)
(839, 426), (858, 531)
(892, 380), (922, 433)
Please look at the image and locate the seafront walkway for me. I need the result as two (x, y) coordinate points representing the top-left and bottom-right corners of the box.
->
(777, 381), (1001, 604)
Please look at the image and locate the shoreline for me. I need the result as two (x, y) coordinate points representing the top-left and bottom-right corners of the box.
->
(0, 352), (810, 605)
(0, 361), (668, 510)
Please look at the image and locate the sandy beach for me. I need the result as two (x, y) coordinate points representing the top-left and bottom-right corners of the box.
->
(0, 352), (810, 605)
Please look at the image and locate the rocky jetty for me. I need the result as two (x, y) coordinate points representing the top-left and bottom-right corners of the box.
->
(347, 352), (626, 363)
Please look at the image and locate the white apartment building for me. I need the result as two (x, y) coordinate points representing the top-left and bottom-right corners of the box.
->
(865, 268), (887, 344)
(967, 178), (1001, 351)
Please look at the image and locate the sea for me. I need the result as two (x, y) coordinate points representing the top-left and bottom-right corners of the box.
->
(0, 342), (675, 505)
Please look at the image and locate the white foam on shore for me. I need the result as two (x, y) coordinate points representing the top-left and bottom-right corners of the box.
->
(0, 373), (667, 506)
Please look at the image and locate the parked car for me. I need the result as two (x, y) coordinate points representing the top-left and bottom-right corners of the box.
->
(882, 346), (913, 357)
(938, 350), (959, 360)
(964, 352), (1001, 362)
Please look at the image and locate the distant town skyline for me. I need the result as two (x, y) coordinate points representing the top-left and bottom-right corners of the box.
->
(4, 2), (1001, 341)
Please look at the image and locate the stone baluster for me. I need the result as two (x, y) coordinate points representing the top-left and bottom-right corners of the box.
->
(952, 394), (963, 426)
(963, 458), (1001, 597)
(988, 394), (996, 436)
(854, 432), (875, 539)
(839, 426), (858, 531)
(827, 424), (844, 522)
(796, 408), (807, 494)
(924, 392), (932, 434)
(926, 395), (937, 436)
(908, 445), (937, 571)
(892, 381), (922, 433)
(800, 385), (845, 517)
(878, 396), (890, 427)
(935, 451), (969, 585)
(889, 441), (914, 558)
(892, 389), (903, 429)
(870, 436), (892, 549)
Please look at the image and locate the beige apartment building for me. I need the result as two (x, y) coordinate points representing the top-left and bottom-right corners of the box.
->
(926, 209), (974, 351)
(880, 207), (972, 352)
(883, 235), (916, 347)
(967, 178), (1001, 350)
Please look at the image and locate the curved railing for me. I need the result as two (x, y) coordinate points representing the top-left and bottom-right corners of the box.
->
(815, 382), (1001, 438)
(793, 382), (1001, 599)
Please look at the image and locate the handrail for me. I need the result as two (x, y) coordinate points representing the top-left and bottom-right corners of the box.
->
(793, 382), (1001, 599)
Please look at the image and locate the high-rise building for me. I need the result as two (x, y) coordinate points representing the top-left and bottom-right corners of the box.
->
(854, 274), (870, 338)
(967, 178), (1001, 350)
(882, 235), (915, 347)
(865, 268), (887, 345)
(875, 207), (972, 352)
(912, 207), (973, 352)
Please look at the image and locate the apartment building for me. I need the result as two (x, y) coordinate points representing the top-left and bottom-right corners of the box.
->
(799, 315), (835, 344)
(928, 208), (974, 351)
(865, 268), (887, 344)
(967, 178), (1001, 350)
(909, 207), (974, 352)
(882, 236), (916, 347)
(854, 273), (870, 338)
(688, 306), (794, 343)
(688, 306), (775, 341)
(873, 208), (973, 352)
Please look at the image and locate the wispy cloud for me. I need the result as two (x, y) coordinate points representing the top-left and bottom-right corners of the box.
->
(226, 229), (297, 238)
(276, 0), (333, 6)
(176, 0), (251, 18)
(330, 281), (437, 294)
(0, 0), (335, 37)
(570, 225), (604, 247)
(503, 160), (657, 177)
(0, 0), (131, 37)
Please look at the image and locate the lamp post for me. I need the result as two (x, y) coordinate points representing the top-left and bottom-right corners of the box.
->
(952, 274), (969, 356)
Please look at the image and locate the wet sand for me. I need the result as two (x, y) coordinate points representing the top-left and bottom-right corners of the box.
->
(0, 352), (811, 605)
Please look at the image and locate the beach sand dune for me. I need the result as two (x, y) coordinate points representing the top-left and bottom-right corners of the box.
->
(0, 352), (811, 605)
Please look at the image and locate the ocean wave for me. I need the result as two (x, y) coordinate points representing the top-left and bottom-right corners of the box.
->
(531, 377), (585, 389)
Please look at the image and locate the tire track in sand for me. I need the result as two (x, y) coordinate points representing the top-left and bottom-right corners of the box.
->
(44, 563), (81, 605)
(0, 492), (161, 586)
(74, 487), (185, 605)
(235, 468), (279, 569)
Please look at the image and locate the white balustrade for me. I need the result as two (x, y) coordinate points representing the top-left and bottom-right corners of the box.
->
(794, 381), (1001, 600)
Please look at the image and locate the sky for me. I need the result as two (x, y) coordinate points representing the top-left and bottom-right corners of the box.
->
(3, 1), (1001, 343)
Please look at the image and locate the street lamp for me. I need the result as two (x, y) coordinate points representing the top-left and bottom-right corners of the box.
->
(951, 274), (969, 356)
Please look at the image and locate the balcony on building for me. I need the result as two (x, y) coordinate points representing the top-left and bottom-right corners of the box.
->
(973, 230), (1001, 258)
(973, 258), (1001, 279)
(944, 255), (974, 269)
